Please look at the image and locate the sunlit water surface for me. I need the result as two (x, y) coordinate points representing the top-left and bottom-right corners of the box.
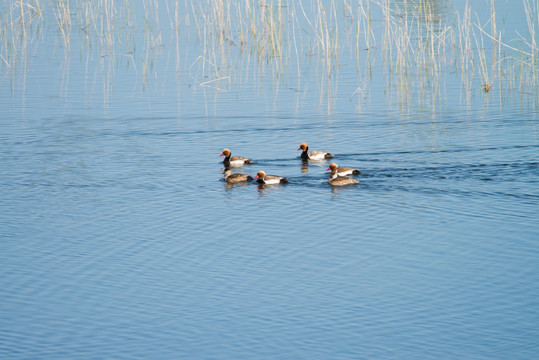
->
(1, 1), (538, 359)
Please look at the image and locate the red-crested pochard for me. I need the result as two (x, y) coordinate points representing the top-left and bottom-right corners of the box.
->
(328, 168), (359, 186)
(298, 142), (333, 160)
(326, 163), (360, 177)
(254, 170), (289, 185)
(220, 148), (253, 167)
(223, 169), (253, 184)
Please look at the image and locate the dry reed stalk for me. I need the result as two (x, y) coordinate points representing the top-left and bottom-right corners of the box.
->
(356, 0), (375, 52)
(490, 0), (498, 86)
(472, 18), (490, 92)
(1, 0), (43, 70)
(55, 0), (71, 48)
(380, 0), (395, 73)
(457, 3), (474, 91)
(523, 0), (537, 88)
(290, 4), (300, 82)
(103, 0), (115, 49)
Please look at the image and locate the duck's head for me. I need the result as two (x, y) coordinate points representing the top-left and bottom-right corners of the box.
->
(254, 170), (266, 179)
(326, 163), (339, 171)
(297, 142), (308, 151)
(220, 149), (231, 157)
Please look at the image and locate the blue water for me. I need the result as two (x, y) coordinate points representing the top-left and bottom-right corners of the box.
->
(1, 1), (538, 359)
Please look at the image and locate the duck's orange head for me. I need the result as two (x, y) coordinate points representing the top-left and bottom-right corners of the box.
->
(220, 149), (231, 157)
(254, 170), (266, 179)
(326, 163), (339, 171)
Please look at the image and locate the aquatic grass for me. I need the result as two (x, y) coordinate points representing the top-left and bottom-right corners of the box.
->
(462, 0), (539, 94)
(522, 0), (538, 90)
(0, 0), (43, 70)
(55, 0), (70, 48)
(472, 13), (491, 92)
(298, 0), (340, 73)
(79, 0), (138, 55)
(370, 0), (538, 101)
(456, 3), (474, 92)
(1, 0), (538, 106)
(355, 0), (376, 54)
(376, 0), (451, 107)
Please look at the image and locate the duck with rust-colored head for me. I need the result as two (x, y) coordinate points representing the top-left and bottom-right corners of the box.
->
(223, 168), (253, 184)
(254, 170), (288, 185)
(297, 142), (333, 161)
(326, 163), (360, 177)
(220, 148), (253, 168)
(328, 166), (359, 187)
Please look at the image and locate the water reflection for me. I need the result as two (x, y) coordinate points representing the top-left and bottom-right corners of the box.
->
(224, 182), (251, 191)
(392, 0), (451, 24)
(330, 183), (359, 196)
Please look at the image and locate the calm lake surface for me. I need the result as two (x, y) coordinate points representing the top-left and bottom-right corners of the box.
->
(1, 0), (538, 359)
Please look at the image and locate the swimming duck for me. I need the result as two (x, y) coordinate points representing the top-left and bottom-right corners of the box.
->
(326, 163), (360, 177)
(254, 170), (288, 185)
(220, 148), (253, 167)
(297, 142), (333, 160)
(328, 169), (359, 186)
(223, 169), (253, 184)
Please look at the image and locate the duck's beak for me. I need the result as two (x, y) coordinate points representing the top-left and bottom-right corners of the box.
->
(219, 153), (224, 157)
(326, 167), (331, 171)
(297, 147), (301, 151)
(253, 175), (259, 179)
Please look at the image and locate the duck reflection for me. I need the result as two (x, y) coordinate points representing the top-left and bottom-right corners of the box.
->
(301, 159), (309, 173)
(224, 181), (251, 190)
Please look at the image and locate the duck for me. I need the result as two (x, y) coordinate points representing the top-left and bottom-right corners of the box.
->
(223, 168), (253, 184)
(254, 170), (288, 185)
(328, 169), (359, 186)
(297, 142), (333, 160)
(220, 148), (253, 167)
(326, 163), (360, 177)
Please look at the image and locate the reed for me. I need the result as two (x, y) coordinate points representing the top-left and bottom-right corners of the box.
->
(523, 0), (538, 89)
(1, 0), (538, 104)
(355, 0), (375, 53)
(55, 0), (70, 47)
(472, 14), (491, 92)
(0, 0), (43, 69)
(456, 3), (474, 91)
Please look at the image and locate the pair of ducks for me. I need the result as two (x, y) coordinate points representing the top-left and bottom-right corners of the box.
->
(220, 143), (360, 186)
(295, 143), (361, 186)
(220, 149), (287, 184)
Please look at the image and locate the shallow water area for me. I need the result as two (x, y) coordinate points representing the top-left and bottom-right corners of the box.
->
(1, 0), (538, 359)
